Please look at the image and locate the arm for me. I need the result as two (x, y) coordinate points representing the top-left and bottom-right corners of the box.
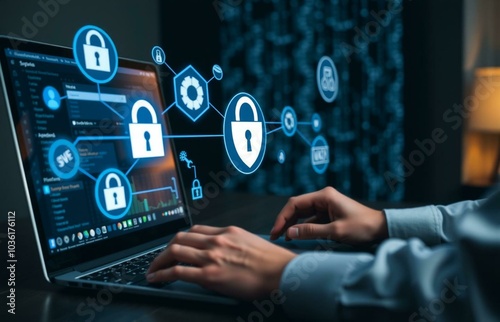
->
(385, 199), (485, 246)
(146, 190), (500, 320)
(280, 189), (500, 321)
(270, 186), (485, 246)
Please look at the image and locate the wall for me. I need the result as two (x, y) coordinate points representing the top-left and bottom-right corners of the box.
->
(0, 0), (161, 221)
(402, 0), (464, 204)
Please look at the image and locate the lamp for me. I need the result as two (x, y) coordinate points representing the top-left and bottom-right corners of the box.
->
(468, 67), (500, 184)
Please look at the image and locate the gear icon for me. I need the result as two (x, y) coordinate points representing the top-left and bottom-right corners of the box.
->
(179, 151), (187, 161)
(180, 76), (204, 110)
(284, 112), (295, 130)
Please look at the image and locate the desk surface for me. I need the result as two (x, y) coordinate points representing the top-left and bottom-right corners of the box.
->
(0, 192), (401, 321)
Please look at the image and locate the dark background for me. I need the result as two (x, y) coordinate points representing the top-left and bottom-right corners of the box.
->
(0, 0), (481, 226)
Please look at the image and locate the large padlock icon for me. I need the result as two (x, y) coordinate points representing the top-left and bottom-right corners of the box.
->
(129, 99), (165, 159)
(103, 173), (127, 211)
(231, 96), (263, 168)
(83, 30), (111, 72)
(191, 179), (203, 200)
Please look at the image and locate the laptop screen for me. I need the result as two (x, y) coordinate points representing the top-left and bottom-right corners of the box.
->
(0, 37), (190, 274)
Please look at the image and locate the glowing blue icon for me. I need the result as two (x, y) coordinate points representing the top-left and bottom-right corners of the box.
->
(103, 172), (127, 211)
(317, 56), (338, 103)
(42, 86), (61, 110)
(223, 93), (266, 175)
(73, 25), (118, 84)
(278, 150), (286, 164)
(311, 113), (322, 133)
(94, 169), (132, 220)
(212, 64), (223, 80)
(43, 185), (51, 195)
(191, 179), (203, 200)
(173, 65), (209, 122)
(128, 99), (165, 159)
(151, 45), (165, 65)
(48, 239), (56, 249)
(179, 151), (194, 168)
(48, 139), (80, 180)
(311, 135), (330, 174)
(281, 106), (297, 137)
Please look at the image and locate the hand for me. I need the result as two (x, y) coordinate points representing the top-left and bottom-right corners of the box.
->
(146, 225), (296, 300)
(270, 187), (388, 245)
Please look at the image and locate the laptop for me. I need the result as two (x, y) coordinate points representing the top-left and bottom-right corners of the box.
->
(0, 35), (239, 304)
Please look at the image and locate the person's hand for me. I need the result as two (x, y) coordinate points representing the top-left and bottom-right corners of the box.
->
(146, 225), (296, 300)
(270, 187), (388, 245)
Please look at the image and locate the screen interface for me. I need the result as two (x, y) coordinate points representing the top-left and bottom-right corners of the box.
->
(2, 46), (186, 256)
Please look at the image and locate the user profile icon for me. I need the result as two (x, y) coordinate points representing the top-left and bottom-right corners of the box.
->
(42, 86), (61, 110)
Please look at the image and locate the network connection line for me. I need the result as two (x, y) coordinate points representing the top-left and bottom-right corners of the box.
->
(78, 168), (97, 181)
(207, 76), (215, 83)
(171, 177), (179, 199)
(210, 103), (224, 118)
(296, 129), (312, 146)
(162, 102), (176, 115)
(163, 62), (177, 76)
(297, 121), (312, 125)
(73, 136), (130, 145)
(132, 185), (176, 196)
(163, 134), (224, 139)
(267, 127), (283, 135)
(125, 159), (140, 176)
(100, 100), (125, 120)
(265, 122), (282, 125)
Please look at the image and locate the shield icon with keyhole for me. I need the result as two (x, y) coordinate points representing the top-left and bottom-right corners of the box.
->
(223, 93), (267, 175)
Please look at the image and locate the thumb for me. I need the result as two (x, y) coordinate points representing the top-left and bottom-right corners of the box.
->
(287, 223), (334, 240)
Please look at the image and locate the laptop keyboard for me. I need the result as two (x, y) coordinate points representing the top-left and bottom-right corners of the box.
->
(78, 247), (168, 287)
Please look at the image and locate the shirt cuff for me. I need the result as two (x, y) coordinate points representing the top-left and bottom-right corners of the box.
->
(384, 206), (442, 245)
(280, 252), (366, 321)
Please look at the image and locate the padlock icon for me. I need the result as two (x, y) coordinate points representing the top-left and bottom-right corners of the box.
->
(83, 30), (111, 72)
(155, 49), (162, 63)
(231, 96), (263, 168)
(129, 99), (165, 159)
(103, 173), (127, 211)
(191, 179), (203, 200)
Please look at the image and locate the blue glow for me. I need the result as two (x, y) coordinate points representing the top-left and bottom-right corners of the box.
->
(48, 139), (80, 179)
(94, 168), (132, 220)
(173, 65), (210, 122)
(220, 1), (405, 201)
(42, 86), (61, 110)
(311, 135), (329, 174)
(72, 25), (119, 84)
(281, 106), (298, 137)
(133, 177), (181, 200)
(316, 56), (339, 103)
(212, 64), (223, 80)
(223, 92), (267, 175)
(151, 45), (166, 65)
(311, 113), (322, 133)
(191, 179), (203, 200)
